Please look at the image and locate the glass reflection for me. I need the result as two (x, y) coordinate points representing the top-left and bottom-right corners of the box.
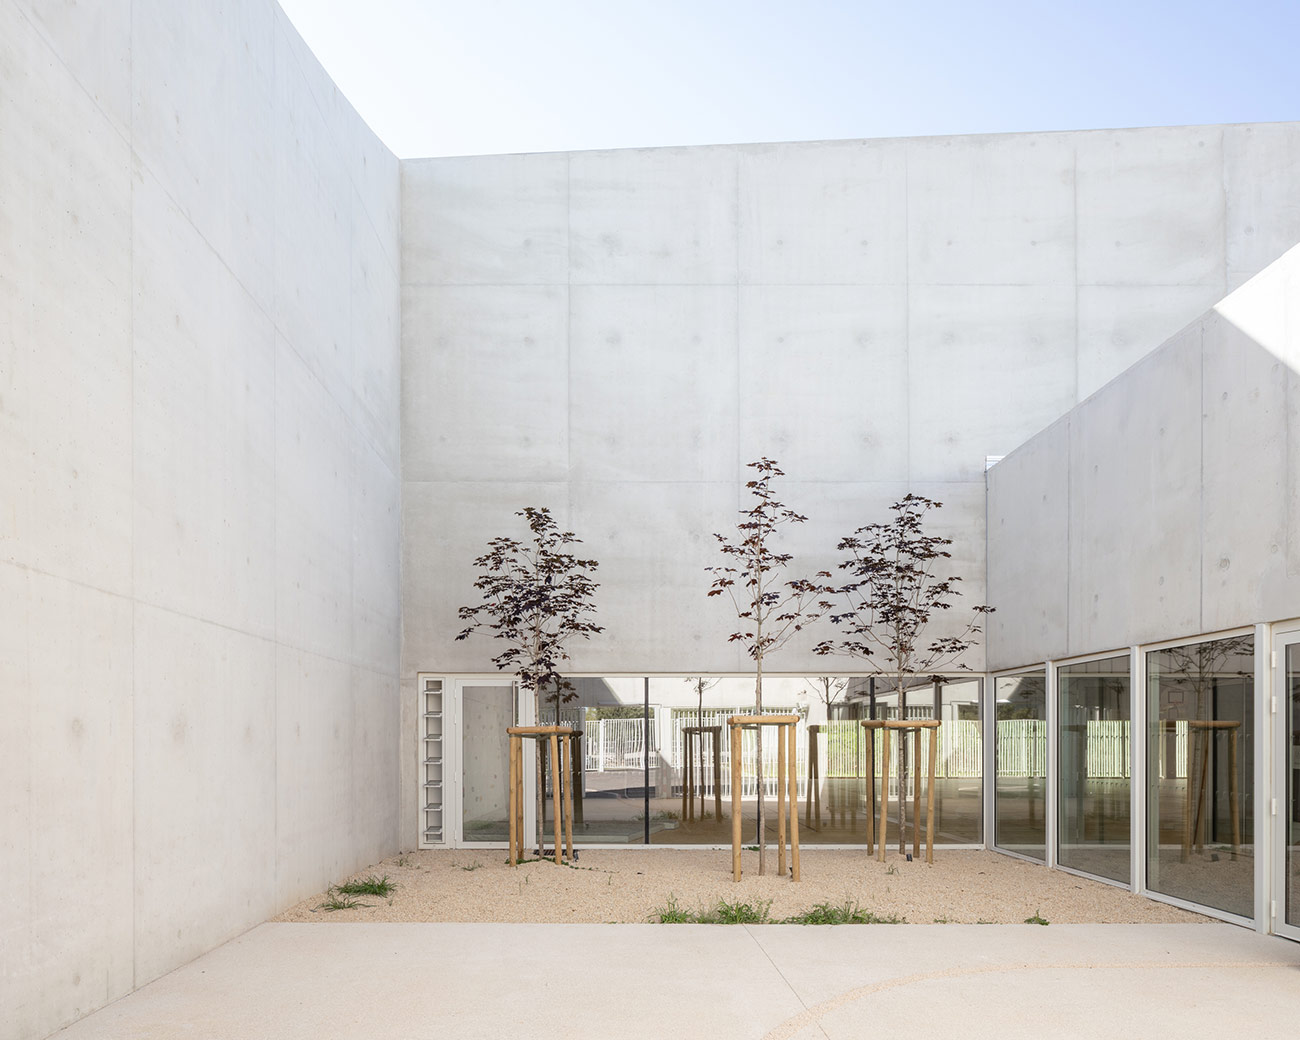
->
(637, 675), (981, 846)
(1147, 635), (1254, 917)
(995, 670), (1047, 860)
(1287, 643), (1300, 929)
(1057, 655), (1130, 883)
(540, 678), (649, 844)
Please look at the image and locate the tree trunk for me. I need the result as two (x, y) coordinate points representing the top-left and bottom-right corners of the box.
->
(755, 651), (765, 875)
(535, 686), (545, 857)
(897, 673), (907, 856)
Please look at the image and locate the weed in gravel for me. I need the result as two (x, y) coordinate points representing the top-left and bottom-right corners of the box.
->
(782, 900), (902, 925)
(315, 892), (371, 912)
(650, 895), (697, 923)
(336, 875), (395, 897)
(1024, 910), (1050, 926)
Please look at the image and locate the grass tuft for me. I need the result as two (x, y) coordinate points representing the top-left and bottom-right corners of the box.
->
(316, 892), (371, 912)
(782, 900), (903, 925)
(650, 896), (905, 926)
(1024, 910), (1050, 926)
(336, 875), (395, 897)
(650, 895), (696, 923)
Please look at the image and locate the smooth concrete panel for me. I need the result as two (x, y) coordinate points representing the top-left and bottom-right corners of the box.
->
(274, 338), (355, 660)
(401, 285), (569, 484)
(351, 665), (402, 868)
(1076, 284), (1223, 399)
(398, 677), (420, 851)
(907, 132), (1075, 287)
(986, 419), (1071, 670)
(737, 285), (909, 482)
(569, 146), (738, 285)
(275, 647), (358, 907)
(0, 16), (133, 595)
(1067, 330), (1203, 652)
(1199, 314), (1291, 632)
(1224, 123), (1300, 289)
(131, 0), (276, 314)
(1076, 125), (1225, 288)
(10, 0), (131, 138)
(400, 481), (570, 677)
(346, 102), (401, 278)
(0, 565), (33, 1036)
(568, 480), (748, 673)
(272, 6), (399, 269)
(737, 139), (907, 285)
(908, 284), (1076, 481)
(402, 152), (569, 285)
(351, 189), (403, 467)
(1201, 254), (1300, 630)
(131, 169), (277, 637)
(9, 570), (134, 1040)
(351, 438), (402, 674)
(272, 19), (355, 413)
(132, 606), (277, 987)
(569, 285), (737, 482)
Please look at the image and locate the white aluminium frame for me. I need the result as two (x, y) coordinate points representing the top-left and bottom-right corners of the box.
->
(988, 663), (1052, 866)
(1136, 625), (1259, 929)
(1271, 619), (1300, 940)
(419, 670), (987, 852)
(1049, 646), (1135, 892)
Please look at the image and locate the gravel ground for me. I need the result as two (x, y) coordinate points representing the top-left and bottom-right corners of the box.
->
(276, 848), (1208, 925)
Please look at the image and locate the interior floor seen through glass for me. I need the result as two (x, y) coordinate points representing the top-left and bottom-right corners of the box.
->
(1057, 654), (1131, 884)
(1147, 635), (1254, 918)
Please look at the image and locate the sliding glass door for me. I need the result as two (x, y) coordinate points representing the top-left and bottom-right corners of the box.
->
(1057, 654), (1130, 883)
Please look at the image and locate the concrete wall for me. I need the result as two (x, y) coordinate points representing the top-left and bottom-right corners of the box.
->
(400, 124), (1300, 679)
(987, 243), (1300, 669)
(0, 2), (401, 1036)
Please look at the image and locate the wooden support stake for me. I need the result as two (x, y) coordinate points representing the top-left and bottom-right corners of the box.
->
(562, 735), (574, 861)
(912, 729), (922, 860)
(549, 733), (562, 865)
(926, 725), (938, 864)
(731, 724), (742, 882)
(777, 721), (787, 878)
(878, 726), (890, 863)
(508, 735), (519, 865)
(788, 722), (800, 882)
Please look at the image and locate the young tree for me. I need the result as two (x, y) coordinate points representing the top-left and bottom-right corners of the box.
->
(708, 458), (833, 874)
(814, 494), (991, 855)
(456, 506), (603, 855)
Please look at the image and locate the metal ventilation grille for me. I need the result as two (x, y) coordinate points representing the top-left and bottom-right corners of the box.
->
(420, 677), (444, 846)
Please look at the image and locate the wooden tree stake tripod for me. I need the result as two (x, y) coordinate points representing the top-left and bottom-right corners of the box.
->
(728, 714), (801, 882)
(507, 725), (574, 866)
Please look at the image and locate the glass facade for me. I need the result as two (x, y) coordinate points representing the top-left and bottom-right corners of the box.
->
(441, 630), (1289, 930)
(1287, 642), (1300, 931)
(1147, 635), (1254, 918)
(1057, 654), (1131, 883)
(994, 669), (1047, 860)
(510, 673), (983, 848)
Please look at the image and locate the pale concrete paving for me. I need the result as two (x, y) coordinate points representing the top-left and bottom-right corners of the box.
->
(48, 923), (1300, 1040)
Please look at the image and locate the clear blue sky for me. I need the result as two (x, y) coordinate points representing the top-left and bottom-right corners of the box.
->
(278, 0), (1300, 158)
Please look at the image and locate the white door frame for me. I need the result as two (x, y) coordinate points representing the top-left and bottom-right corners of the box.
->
(1272, 624), (1300, 940)
(448, 678), (527, 850)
